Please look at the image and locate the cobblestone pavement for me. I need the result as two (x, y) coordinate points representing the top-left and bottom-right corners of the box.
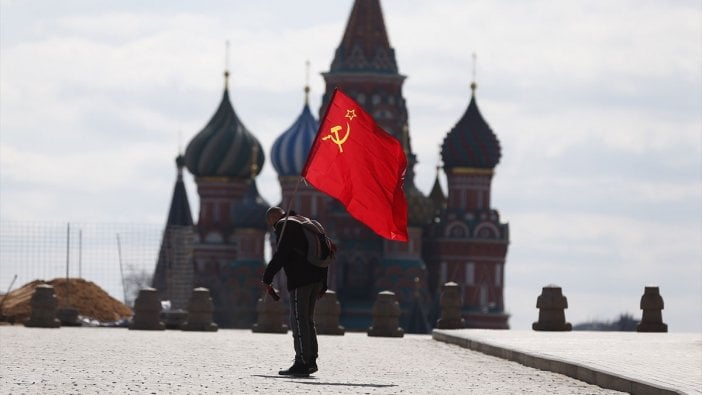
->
(434, 329), (702, 395)
(0, 326), (624, 394)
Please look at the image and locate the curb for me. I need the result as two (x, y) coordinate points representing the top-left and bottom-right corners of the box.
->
(432, 329), (683, 395)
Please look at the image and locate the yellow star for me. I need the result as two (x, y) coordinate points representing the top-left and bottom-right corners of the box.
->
(345, 109), (357, 121)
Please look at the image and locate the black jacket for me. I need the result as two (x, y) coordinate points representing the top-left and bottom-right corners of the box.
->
(263, 217), (328, 291)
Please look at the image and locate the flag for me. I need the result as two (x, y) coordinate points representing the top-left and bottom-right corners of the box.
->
(302, 88), (408, 242)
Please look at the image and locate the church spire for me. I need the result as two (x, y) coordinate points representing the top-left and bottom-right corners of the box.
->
(224, 40), (230, 90)
(429, 165), (447, 215)
(167, 154), (193, 227)
(330, 0), (398, 73)
(304, 60), (310, 105)
(440, 54), (501, 171)
(471, 52), (477, 95)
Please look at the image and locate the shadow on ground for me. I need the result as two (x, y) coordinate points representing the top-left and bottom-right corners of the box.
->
(251, 375), (397, 389)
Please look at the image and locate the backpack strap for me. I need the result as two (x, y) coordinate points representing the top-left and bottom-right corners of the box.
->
(308, 219), (325, 234)
(279, 215), (323, 234)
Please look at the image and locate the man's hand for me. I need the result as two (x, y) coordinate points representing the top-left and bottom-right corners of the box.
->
(262, 282), (280, 301)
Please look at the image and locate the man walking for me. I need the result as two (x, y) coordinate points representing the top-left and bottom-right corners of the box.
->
(262, 207), (328, 377)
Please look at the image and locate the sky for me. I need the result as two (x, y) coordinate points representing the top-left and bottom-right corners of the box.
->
(1, 0), (701, 332)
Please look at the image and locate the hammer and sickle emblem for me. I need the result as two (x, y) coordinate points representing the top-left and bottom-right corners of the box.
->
(323, 122), (351, 153)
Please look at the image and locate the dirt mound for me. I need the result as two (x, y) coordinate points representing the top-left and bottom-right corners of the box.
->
(0, 278), (132, 323)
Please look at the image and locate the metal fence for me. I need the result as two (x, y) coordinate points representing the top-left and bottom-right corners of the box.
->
(0, 221), (163, 305)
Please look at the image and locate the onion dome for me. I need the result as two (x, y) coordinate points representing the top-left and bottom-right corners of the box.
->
(270, 98), (319, 177)
(184, 73), (264, 178)
(231, 180), (270, 230)
(441, 83), (501, 169)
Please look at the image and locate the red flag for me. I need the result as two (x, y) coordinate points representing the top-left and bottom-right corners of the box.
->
(302, 88), (408, 242)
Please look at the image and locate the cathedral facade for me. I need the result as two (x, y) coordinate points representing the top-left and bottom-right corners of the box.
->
(153, 0), (509, 331)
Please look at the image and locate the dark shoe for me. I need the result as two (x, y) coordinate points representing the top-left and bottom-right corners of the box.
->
(278, 362), (309, 377)
(308, 360), (318, 374)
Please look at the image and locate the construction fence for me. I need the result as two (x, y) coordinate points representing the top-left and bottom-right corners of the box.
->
(0, 221), (163, 306)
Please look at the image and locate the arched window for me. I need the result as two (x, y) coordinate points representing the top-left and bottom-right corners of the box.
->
(474, 223), (500, 239)
(449, 225), (466, 237)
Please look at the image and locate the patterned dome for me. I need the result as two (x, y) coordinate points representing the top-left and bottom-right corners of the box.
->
(441, 85), (501, 169)
(231, 180), (270, 230)
(270, 103), (319, 177)
(184, 86), (264, 178)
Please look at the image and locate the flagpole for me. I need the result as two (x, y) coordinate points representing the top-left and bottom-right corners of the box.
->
(298, 87), (409, 242)
(274, 176), (304, 251)
(266, 90), (337, 299)
(301, 87), (339, 178)
(281, 84), (338, 245)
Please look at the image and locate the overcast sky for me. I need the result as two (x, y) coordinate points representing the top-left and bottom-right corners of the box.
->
(1, 0), (700, 332)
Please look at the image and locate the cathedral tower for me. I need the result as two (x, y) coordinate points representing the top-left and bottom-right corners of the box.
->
(318, 0), (432, 330)
(183, 70), (267, 327)
(424, 79), (510, 329)
(151, 154), (195, 311)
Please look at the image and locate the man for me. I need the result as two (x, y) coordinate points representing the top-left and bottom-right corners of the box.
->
(262, 206), (328, 377)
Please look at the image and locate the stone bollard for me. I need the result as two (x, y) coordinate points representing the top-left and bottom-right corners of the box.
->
(314, 290), (345, 335)
(637, 286), (668, 332)
(532, 285), (572, 331)
(24, 284), (60, 328)
(252, 289), (288, 333)
(57, 307), (81, 326)
(161, 309), (188, 330)
(367, 291), (404, 337)
(436, 282), (465, 329)
(129, 288), (165, 330)
(181, 287), (218, 332)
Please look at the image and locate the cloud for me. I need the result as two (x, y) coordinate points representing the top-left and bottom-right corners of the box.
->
(1, 0), (700, 331)
(0, 143), (175, 222)
(506, 211), (701, 331)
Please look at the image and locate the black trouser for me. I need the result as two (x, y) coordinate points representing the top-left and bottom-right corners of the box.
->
(289, 282), (322, 364)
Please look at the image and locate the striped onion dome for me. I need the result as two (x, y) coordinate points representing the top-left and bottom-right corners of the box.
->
(270, 102), (319, 177)
(184, 84), (264, 178)
(231, 180), (270, 230)
(441, 83), (501, 169)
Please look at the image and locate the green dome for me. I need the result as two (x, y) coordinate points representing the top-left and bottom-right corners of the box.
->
(185, 88), (264, 178)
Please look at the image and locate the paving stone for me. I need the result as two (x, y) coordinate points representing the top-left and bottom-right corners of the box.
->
(0, 326), (626, 394)
(433, 329), (701, 395)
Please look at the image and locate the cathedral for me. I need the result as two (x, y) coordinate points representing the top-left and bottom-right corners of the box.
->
(152, 0), (510, 331)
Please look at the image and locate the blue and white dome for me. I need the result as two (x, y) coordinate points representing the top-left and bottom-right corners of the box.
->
(270, 103), (319, 177)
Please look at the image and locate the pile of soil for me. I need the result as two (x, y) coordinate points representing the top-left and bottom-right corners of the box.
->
(0, 278), (133, 323)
